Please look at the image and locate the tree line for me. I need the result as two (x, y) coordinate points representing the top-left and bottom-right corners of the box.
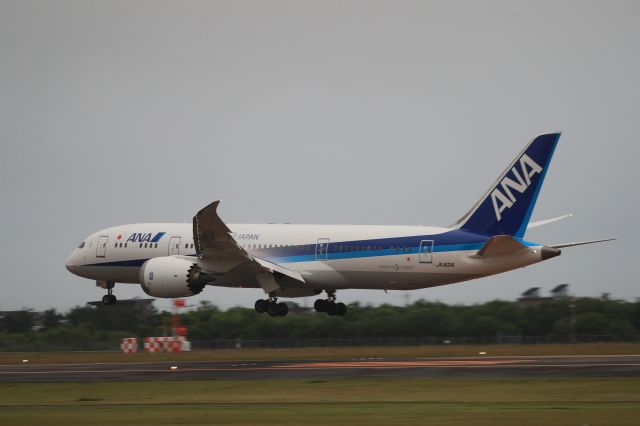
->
(1, 296), (639, 350)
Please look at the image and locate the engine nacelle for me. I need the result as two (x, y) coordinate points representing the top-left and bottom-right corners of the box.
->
(139, 257), (214, 298)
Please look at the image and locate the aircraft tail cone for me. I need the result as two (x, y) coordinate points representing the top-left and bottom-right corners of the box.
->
(541, 246), (561, 260)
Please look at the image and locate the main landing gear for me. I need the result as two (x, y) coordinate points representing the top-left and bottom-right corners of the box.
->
(254, 296), (289, 317)
(314, 291), (347, 316)
(101, 281), (117, 305)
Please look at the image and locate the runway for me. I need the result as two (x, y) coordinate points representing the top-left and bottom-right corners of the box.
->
(1, 354), (639, 382)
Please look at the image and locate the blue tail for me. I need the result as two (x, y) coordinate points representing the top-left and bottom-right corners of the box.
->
(451, 133), (561, 238)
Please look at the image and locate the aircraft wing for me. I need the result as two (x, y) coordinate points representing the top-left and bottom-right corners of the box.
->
(193, 200), (250, 273)
(192, 200), (307, 294)
(549, 238), (615, 249)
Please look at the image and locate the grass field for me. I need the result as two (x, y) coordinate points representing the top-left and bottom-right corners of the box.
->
(2, 343), (638, 424)
(1, 378), (639, 425)
(1, 342), (639, 365)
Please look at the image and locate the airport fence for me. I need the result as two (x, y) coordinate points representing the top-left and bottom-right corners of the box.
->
(0, 334), (640, 352)
(1, 334), (638, 352)
(190, 334), (640, 350)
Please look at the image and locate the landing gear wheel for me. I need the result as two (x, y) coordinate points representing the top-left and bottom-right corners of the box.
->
(326, 302), (338, 316)
(101, 281), (116, 305)
(267, 302), (281, 317)
(102, 294), (117, 305)
(336, 302), (347, 316)
(255, 299), (269, 313)
(277, 302), (289, 317)
(314, 299), (328, 312)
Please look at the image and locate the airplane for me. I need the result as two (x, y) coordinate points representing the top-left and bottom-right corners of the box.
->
(65, 133), (612, 316)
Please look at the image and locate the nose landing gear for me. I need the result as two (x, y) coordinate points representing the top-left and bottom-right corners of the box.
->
(100, 281), (117, 305)
(254, 295), (288, 317)
(314, 291), (347, 316)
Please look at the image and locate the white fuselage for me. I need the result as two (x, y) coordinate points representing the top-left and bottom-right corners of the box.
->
(66, 222), (546, 295)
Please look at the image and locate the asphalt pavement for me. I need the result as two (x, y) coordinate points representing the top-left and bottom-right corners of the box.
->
(1, 354), (639, 382)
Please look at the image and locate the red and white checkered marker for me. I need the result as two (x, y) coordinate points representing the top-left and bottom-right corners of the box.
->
(120, 337), (138, 353)
(143, 336), (190, 353)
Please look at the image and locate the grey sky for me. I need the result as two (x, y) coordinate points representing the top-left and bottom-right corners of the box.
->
(1, 0), (638, 312)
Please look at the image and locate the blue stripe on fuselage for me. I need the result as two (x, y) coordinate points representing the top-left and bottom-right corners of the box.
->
(82, 230), (540, 267)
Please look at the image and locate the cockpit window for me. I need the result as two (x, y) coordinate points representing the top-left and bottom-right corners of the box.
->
(78, 241), (85, 249)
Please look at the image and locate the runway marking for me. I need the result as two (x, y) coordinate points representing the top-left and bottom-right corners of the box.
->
(2, 361), (640, 376)
(1, 354), (638, 369)
(278, 360), (528, 368)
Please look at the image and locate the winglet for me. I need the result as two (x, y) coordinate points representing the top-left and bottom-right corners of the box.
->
(527, 213), (573, 230)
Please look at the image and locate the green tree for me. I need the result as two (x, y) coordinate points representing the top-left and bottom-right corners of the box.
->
(0, 310), (34, 333)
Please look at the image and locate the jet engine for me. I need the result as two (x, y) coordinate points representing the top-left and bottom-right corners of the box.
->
(139, 256), (215, 298)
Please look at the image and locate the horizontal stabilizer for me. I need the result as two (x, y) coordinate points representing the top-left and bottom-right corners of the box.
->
(528, 214), (572, 229)
(550, 238), (615, 249)
(474, 235), (528, 258)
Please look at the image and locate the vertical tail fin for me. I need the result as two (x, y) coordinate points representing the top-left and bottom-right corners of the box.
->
(451, 133), (561, 237)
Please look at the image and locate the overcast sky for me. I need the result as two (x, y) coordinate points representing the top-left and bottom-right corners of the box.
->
(1, 0), (638, 312)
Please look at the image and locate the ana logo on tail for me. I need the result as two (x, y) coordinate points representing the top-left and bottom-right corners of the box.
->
(491, 154), (543, 221)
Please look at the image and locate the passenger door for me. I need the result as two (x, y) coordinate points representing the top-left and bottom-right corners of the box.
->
(168, 236), (181, 256)
(316, 238), (329, 261)
(96, 236), (108, 258)
(419, 240), (434, 263)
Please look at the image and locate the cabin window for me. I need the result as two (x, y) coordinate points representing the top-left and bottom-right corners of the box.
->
(144, 243), (148, 248)
(139, 243), (143, 248)
(124, 243), (128, 248)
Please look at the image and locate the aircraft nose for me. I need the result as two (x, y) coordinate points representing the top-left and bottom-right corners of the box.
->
(65, 252), (77, 273)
